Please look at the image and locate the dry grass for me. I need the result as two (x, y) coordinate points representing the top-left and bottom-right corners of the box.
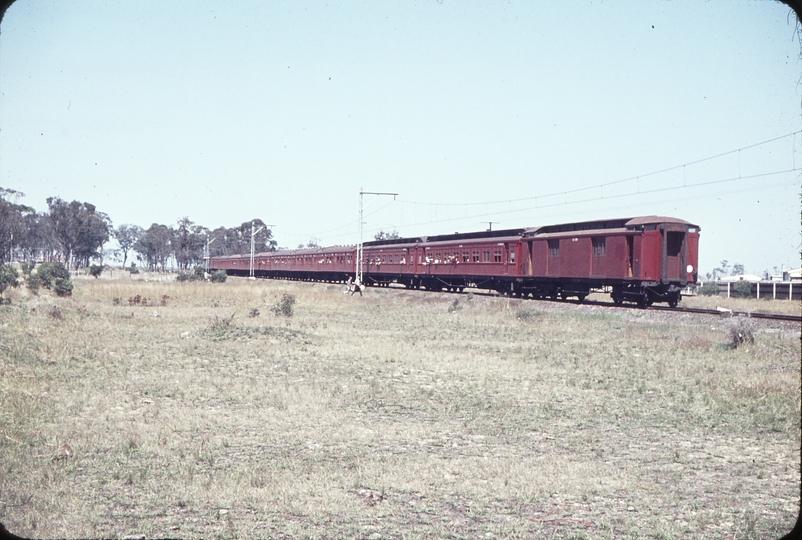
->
(1, 275), (799, 538)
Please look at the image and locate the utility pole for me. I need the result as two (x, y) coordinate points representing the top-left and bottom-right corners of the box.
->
(204, 235), (217, 274)
(357, 188), (398, 285)
(250, 221), (266, 279)
(483, 221), (499, 231)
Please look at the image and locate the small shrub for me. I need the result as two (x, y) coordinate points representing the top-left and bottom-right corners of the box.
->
(271, 293), (296, 317)
(36, 262), (70, 289)
(194, 265), (205, 278)
(53, 277), (73, 297)
(249, 307), (260, 318)
(176, 272), (198, 282)
(20, 262), (34, 276)
(47, 305), (64, 320)
(128, 262), (139, 274)
(697, 282), (719, 296)
(728, 317), (755, 348)
(113, 297), (122, 306)
(0, 264), (20, 295)
(26, 274), (42, 295)
(210, 270), (228, 283)
(160, 295), (169, 306)
(447, 298), (461, 313)
(88, 264), (105, 278)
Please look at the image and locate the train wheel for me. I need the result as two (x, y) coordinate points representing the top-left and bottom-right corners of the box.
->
(458, 287), (464, 293)
(577, 295), (586, 302)
(668, 292), (680, 308)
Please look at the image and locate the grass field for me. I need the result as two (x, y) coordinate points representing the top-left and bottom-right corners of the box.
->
(1, 274), (799, 538)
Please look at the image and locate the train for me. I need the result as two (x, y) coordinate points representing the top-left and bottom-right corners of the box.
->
(209, 215), (700, 307)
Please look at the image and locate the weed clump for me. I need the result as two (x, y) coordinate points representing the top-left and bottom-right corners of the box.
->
(128, 294), (149, 306)
(47, 305), (64, 320)
(516, 308), (542, 321)
(728, 316), (755, 348)
(447, 298), (461, 313)
(271, 293), (296, 317)
(249, 307), (260, 318)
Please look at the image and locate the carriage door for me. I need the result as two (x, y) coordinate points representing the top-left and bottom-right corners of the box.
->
(664, 231), (685, 281)
(527, 241), (534, 276)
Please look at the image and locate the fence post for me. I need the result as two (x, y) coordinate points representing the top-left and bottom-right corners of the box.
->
(790, 282), (793, 300)
(773, 282), (776, 299)
(756, 282), (759, 299)
(727, 282), (731, 298)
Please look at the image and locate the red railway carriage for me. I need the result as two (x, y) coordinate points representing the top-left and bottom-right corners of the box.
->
(209, 215), (699, 307)
(521, 216), (699, 306)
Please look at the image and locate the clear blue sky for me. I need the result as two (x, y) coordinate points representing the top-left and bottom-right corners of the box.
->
(1, 1), (799, 276)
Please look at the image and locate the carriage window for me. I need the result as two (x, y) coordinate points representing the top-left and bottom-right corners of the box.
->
(493, 250), (502, 263)
(472, 251), (479, 262)
(463, 252), (470, 262)
(548, 240), (560, 258)
(483, 251), (490, 262)
(667, 232), (683, 257)
(509, 251), (515, 263)
(592, 238), (606, 257)
(645, 224), (657, 231)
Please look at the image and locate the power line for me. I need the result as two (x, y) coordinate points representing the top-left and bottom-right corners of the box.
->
(278, 130), (800, 243)
(400, 130), (801, 207)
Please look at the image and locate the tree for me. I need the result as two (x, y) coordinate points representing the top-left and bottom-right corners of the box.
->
(173, 217), (208, 270)
(0, 187), (34, 263)
(731, 263), (745, 276)
(114, 224), (144, 268)
(135, 223), (174, 271)
(46, 197), (111, 268)
(207, 219), (276, 257)
(374, 230), (400, 241)
(712, 260), (729, 280)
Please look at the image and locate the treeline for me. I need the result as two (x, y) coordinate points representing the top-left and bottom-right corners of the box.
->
(0, 187), (276, 271)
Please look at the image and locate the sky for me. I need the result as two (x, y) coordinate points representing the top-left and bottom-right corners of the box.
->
(1, 1), (800, 276)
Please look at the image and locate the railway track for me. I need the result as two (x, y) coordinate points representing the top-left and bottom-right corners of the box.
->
(377, 284), (802, 322)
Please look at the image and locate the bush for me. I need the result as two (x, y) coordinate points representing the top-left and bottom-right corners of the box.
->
(21, 262), (34, 276)
(697, 282), (719, 296)
(37, 262), (70, 289)
(128, 262), (140, 274)
(26, 274), (42, 295)
(732, 281), (753, 299)
(53, 277), (74, 297)
(88, 264), (105, 278)
(0, 264), (20, 296)
(270, 293), (296, 317)
(194, 265), (205, 278)
(210, 270), (228, 283)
